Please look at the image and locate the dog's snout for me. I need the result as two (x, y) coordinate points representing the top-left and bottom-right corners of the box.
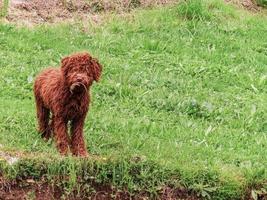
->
(76, 74), (84, 82)
(77, 77), (83, 82)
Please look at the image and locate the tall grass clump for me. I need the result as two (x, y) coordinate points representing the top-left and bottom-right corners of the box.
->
(177, 0), (212, 21)
(0, 0), (9, 17)
(255, 0), (267, 7)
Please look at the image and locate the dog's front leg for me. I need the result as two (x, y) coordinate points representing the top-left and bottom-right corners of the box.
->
(54, 116), (69, 155)
(70, 115), (88, 157)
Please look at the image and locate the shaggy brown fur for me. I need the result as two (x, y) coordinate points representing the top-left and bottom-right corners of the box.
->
(33, 52), (102, 156)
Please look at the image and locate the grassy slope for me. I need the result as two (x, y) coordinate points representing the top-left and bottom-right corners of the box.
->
(0, 0), (267, 199)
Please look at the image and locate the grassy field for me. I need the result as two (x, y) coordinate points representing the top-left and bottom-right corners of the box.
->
(0, 0), (267, 199)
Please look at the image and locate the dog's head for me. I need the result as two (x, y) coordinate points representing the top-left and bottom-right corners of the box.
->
(61, 52), (102, 93)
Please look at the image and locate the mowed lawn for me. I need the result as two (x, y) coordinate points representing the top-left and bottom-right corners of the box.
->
(0, 0), (267, 199)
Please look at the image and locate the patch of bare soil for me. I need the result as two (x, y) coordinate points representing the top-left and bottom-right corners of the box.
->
(225, 0), (261, 11)
(3, 0), (176, 26)
(0, 176), (199, 200)
(2, 0), (263, 26)
(0, 150), (19, 165)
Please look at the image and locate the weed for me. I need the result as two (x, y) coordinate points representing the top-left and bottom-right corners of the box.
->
(177, 0), (212, 21)
(256, 0), (267, 7)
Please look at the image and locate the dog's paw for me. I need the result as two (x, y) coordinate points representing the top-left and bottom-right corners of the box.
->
(41, 131), (52, 141)
(72, 150), (89, 158)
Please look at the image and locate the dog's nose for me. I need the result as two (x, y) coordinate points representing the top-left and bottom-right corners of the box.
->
(77, 77), (83, 82)
(76, 74), (83, 82)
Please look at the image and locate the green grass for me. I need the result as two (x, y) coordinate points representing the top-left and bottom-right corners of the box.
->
(256, 0), (267, 7)
(0, 0), (267, 199)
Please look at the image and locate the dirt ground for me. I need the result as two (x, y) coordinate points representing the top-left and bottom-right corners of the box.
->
(0, 0), (261, 26)
(0, 176), (199, 200)
(0, 177), (263, 200)
(225, 0), (261, 11)
(0, 0), (177, 26)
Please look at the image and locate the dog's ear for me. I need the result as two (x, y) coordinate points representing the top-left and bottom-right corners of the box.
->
(91, 58), (102, 82)
(61, 56), (70, 70)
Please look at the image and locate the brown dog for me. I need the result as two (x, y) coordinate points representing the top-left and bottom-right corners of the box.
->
(34, 52), (102, 156)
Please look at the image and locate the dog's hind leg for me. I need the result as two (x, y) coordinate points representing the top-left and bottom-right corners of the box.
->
(35, 96), (51, 140)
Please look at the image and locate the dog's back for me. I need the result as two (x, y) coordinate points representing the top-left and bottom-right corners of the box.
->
(34, 68), (62, 108)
